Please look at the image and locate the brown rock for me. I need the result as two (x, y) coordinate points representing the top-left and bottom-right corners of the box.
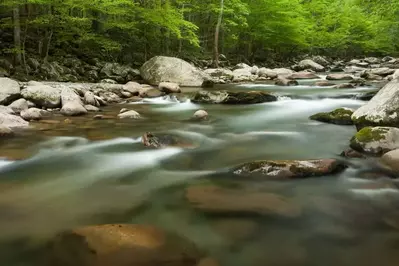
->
(142, 88), (164, 98)
(185, 185), (302, 218)
(333, 83), (356, 89)
(45, 224), (203, 266)
(315, 81), (335, 87)
(326, 74), (354, 80)
(340, 148), (366, 159)
(287, 72), (320, 79)
(233, 159), (347, 179)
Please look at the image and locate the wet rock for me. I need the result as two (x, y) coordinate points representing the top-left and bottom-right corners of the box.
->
(191, 90), (277, 104)
(84, 105), (100, 112)
(361, 72), (384, 81)
(340, 148), (366, 159)
(0, 112), (29, 128)
(8, 98), (28, 113)
(84, 91), (98, 106)
(275, 77), (298, 86)
(315, 81), (334, 87)
(350, 127), (399, 155)
(0, 77), (21, 105)
(141, 88), (164, 98)
(381, 149), (399, 171)
(333, 83), (356, 89)
(326, 74), (354, 80)
(192, 110), (208, 121)
(287, 72), (320, 79)
(185, 185), (302, 218)
(142, 132), (197, 149)
(310, 108), (354, 125)
(140, 56), (210, 87)
(352, 78), (399, 129)
(21, 84), (61, 108)
(355, 91), (378, 101)
(118, 110), (141, 119)
(45, 224), (203, 266)
(298, 59), (325, 72)
(0, 125), (13, 137)
(258, 68), (278, 79)
(20, 107), (43, 121)
(159, 82), (181, 94)
(233, 159), (346, 179)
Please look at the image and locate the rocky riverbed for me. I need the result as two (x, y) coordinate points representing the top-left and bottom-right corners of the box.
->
(2, 56), (399, 266)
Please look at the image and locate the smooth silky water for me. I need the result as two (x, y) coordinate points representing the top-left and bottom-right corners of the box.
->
(1, 78), (399, 266)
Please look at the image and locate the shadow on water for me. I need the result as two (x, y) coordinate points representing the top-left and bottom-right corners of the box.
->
(2, 80), (399, 266)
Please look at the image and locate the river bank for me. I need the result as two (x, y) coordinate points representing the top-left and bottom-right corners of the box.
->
(1, 56), (399, 266)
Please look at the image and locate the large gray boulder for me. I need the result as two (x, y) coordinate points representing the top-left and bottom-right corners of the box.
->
(21, 84), (61, 108)
(352, 78), (399, 129)
(140, 56), (210, 87)
(0, 77), (21, 105)
(298, 59), (325, 72)
(60, 88), (87, 116)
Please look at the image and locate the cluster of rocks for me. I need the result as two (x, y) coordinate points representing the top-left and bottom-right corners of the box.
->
(202, 56), (399, 86)
(0, 57), (141, 83)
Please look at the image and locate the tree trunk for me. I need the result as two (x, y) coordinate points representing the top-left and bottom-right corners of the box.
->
(212, 0), (224, 68)
(41, 29), (53, 62)
(12, 7), (22, 66)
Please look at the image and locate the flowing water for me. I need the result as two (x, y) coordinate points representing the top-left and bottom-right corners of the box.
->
(1, 77), (398, 266)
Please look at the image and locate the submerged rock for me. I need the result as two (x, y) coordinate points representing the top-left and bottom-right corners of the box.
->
(0, 77), (20, 105)
(340, 148), (366, 159)
(351, 78), (399, 129)
(45, 224), (203, 266)
(233, 159), (346, 179)
(310, 108), (354, 125)
(185, 185), (302, 218)
(191, 90), (277, 104)
(315, 81), (334, 87)
(350, 127), (399, 155)
(142, 132), (197, 149)
(140, 56), (209, 87)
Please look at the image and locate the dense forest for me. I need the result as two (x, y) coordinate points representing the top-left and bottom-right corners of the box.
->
(0, 0), (399, 68)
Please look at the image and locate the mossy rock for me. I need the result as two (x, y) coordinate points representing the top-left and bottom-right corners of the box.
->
(349, 126), (399, 155)
(310, 108), (354, 125)
(232, 159), (347, 179)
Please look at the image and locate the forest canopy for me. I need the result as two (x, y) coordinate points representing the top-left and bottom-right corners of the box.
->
(0, 0), (398, 65)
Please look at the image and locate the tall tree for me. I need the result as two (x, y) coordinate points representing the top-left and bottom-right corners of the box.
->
(213, 0), (224, 67)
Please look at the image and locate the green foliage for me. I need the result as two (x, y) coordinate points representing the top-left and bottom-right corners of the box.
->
(1, 0), (399, 63)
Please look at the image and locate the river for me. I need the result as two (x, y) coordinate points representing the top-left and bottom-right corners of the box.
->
(1, 76), (398, 266)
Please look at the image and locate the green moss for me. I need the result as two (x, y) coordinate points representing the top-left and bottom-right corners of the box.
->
(310, 108), (353, 125)
(354, 127), (389, 143)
